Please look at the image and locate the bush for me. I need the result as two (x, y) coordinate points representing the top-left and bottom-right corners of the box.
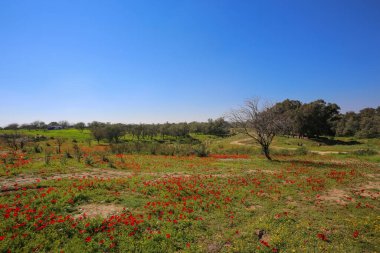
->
(193, 144), (209, 157)
(33, 143), (42, 153)
(85, 155), (95, 166)
(108, 142), (198, 156)
(351, 149), (377, 156)
(44, 149), (52, 165)
(65, 150), (73, 159)
(271, 147), (308, 156)
(272, 149), (292, 156)
(295, 146), (309, 155)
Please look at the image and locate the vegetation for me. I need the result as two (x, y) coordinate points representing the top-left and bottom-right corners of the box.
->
(0, 100), (379, 252)
(0, 128), (378, 252)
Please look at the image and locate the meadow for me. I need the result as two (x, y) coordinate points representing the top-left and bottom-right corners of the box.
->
(0, 129), (379, 252)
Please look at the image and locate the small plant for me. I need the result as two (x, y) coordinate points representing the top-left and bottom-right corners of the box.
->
(108, 161), (116, 168)
(102, 154), (109, 162)
(33, 143), (42, 153)
(60, 155), (68, 165)
(65, 150), (73, 159)
(44, 149), (52, 165)
(1, 154), (7, 165)
(85, 155), (94, 166)
(55, 137), (66, 153)
(73, 144), (82, 162)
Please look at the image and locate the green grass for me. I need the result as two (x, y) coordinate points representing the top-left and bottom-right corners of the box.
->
(0, 128), (92, 141)
(211, 133), (380, 153)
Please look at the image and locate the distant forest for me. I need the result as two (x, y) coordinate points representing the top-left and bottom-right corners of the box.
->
(2, 99), (379, 139)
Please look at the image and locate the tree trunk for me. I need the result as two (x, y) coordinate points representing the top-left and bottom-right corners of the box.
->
(262, 145), (272, 160)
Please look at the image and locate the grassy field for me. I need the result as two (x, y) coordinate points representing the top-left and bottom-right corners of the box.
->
(0, 129), (92, 142)
(0, 130), (379, 252)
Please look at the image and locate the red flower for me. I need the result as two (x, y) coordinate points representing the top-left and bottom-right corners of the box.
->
(166, 234), (171, 238)
(353, 230), (359, 238)
(85, 236), (92, 243)
(260, 240), (270, 247)
(186, 243), (190, 248)
(0, 235), (5, 241)
(317, 233), (328, 241)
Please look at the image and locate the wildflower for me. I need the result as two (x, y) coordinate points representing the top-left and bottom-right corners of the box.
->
(0, 235), (5, 241)
(85, 236), (92, 242)
(317, 233), (328, 241)
(353, 230), (359, 238)
(260, 240), (270, 247)
(166, 234), (171, 238)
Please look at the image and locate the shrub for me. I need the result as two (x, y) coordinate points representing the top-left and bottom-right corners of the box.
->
(193, 144), (209, 157)
(65, 150), (73, 159)
(351, 149), (377, 156)
(33, 143), (42, 153)
(44, 149), (52, 165)
(295, 146), (309, 155)
(73, 144), (82, 162)
(85, 155), (95, 166)
(60, 155), (68, 165)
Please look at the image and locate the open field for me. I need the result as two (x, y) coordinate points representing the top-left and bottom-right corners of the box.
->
(0, 130), (379, 252)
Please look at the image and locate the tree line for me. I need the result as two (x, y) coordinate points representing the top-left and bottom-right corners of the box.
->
(1, 99), (378, 140)
(271, 99), (379, 138)
(1, 119), (231, 142)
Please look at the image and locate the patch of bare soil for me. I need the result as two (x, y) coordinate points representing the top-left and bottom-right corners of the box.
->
(317, 189), (354, 205)
(230, 138), (252, 146)
(360, 181), (380, 190)
(206, 242), (224, 253)
(247, 169), (275, 174)
(0, 168), (132, 192)
(246, 205), (263, 211)
(75, 203), (124, 219)
(353, 181), (380, 199)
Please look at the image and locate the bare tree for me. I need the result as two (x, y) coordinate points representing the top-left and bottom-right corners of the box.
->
(229, 98), (283, 160)
(55, 137), (66, 153)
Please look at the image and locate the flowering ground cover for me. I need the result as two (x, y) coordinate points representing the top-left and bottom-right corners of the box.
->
(0, 140), (379, 252)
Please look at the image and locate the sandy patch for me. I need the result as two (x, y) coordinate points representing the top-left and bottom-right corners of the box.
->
(75, 203), (124, 219)
(317, 189), (354, 205)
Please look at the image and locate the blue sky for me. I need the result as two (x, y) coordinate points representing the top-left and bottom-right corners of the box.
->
(0, 0), (379, 126)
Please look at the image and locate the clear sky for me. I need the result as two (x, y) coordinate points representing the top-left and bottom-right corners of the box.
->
(0, 0), (379, 126)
